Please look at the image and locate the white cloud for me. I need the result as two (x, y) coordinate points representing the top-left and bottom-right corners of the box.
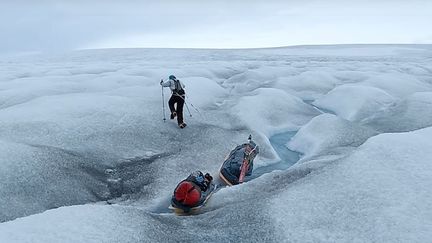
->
(1, 0), (431, 54)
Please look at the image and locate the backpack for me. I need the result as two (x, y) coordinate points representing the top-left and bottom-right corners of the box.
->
(173, 79), (185, 95)
(174, 181), (201, 206)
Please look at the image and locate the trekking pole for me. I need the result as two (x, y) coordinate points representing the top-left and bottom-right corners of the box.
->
(161, 80), (166, 122)
(188, 100), (201, 114)
(184, 101), (193, 117)
(175, 93), (203, 119)
(184, 94), (203, 117)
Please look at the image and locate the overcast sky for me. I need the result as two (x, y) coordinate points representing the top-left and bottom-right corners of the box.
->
(1, 0), (432, 54)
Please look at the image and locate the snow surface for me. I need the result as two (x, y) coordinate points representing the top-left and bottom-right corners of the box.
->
(271, 126), (432, 242)
(287, 113), (378, 161)
(313, 84), (395, 122)
(0, 45), (432, 242)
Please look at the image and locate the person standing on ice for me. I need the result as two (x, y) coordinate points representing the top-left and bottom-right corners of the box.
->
(160, 75), (187, 128)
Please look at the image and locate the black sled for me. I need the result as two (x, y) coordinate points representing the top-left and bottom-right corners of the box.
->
(219, 135), (259, 185)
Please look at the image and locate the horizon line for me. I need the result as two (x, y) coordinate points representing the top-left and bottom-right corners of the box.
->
(75, 43), (432, 52)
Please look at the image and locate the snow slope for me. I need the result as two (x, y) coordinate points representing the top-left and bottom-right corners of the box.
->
(0, 45), (432, 242)
(271, 126), (432, 242)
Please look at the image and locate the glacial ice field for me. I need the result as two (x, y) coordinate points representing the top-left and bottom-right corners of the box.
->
(0, 45), (432, 242)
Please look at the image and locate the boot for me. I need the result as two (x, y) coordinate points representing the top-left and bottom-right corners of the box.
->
(179, 123), (187, 129)
(170, 112), (177, 120)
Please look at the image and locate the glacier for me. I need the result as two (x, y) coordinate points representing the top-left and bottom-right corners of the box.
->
(0, 45), (432, 242)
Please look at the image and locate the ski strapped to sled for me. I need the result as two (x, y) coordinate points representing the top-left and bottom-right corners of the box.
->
(238, 135), (258, 183)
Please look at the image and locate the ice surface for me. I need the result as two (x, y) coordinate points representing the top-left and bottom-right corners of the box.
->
(360, 73), (432, 98)
(363, 92), (432, 132)
(313, 84), (395, 121)
(232, 88), (320, 137)
(269, 127), (432, 242)
(288, 114), (378, 160)
(0, 139), (109, 222)
(0, 204), (159, 243)
(181, 76), (228, 108)
(274, 70), (341, 101)
(0, 45), (431, 242)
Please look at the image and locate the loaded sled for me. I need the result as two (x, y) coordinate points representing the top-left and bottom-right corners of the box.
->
(169, 171), (216, 214)
(219, 135), (259, 185)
